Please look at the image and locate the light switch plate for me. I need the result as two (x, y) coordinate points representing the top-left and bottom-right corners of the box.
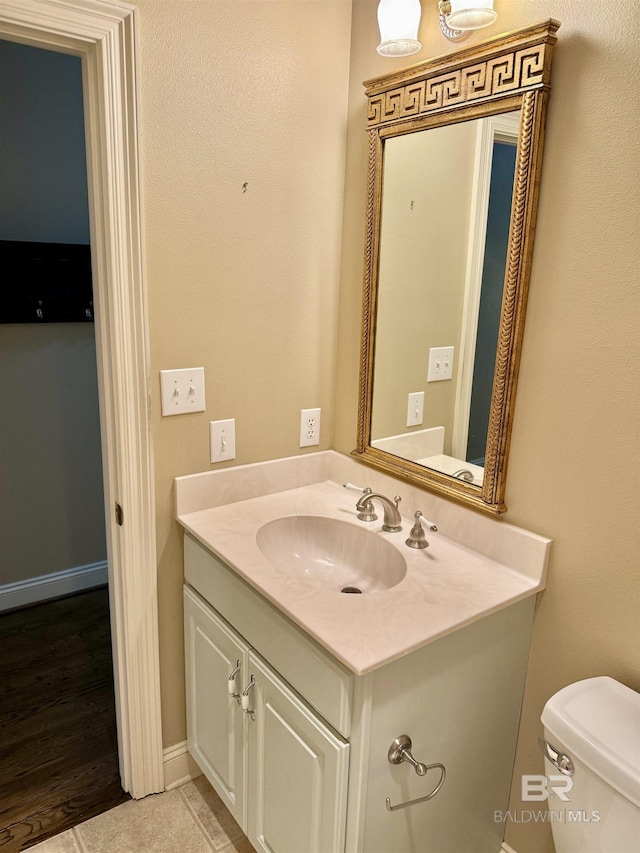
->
(160, 368), (205, 415)
(210, 419), (236, 463)
(407, 391), (424, 427)
(427, 347), (454, 382)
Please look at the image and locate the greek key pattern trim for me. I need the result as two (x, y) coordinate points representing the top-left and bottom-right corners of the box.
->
(367, 45), (547, 128)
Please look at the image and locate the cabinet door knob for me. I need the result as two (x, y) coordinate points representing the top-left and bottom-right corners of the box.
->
(241, 675), (256, 720)
(228, 659), (241, 700)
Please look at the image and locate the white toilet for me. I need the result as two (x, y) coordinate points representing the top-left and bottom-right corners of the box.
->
(540, 676), (640, 853)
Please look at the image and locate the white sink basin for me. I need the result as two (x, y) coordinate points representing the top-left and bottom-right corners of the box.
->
(256, 515), (407, 594)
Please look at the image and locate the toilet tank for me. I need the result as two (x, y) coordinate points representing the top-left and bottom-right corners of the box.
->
(541, 676), (640, 853)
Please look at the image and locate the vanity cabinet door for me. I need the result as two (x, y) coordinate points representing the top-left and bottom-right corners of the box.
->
(246, 651), (349, 853)
(184, 586), (249, 829)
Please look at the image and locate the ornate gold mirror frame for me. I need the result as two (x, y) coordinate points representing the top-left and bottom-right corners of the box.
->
(353, 20), (560, 515)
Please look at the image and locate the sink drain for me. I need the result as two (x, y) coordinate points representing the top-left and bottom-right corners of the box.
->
(341, 586), (362, 594)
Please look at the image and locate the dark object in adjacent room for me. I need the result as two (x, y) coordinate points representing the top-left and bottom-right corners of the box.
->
(0, 240), (93, 323)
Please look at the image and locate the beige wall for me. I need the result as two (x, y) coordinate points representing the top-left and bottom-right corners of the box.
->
(130, 4), (638, 848)
(372, 123), (475, 445)
(335, 2), (640, 851)
(134, 0), (352, 747)
(0, 42), (104, 590)
(0, 325), (105, 586)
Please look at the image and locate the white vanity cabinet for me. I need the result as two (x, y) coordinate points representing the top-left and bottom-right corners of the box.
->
(184, 586), (249, 826)
(184, 531), (536, 853)
(184, 581), (350, 853)
(246, 651), (349, 853)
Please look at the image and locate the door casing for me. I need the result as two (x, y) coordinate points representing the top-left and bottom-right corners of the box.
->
(0, 0), (163, 798)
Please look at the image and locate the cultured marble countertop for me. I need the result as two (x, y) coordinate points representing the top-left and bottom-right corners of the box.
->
(178, 476), (547, 675)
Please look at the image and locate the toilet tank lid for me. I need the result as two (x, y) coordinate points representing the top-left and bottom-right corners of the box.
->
(541, 676), (640, 807)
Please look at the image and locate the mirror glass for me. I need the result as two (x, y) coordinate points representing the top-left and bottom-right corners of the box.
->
(370, 111), (520, 488)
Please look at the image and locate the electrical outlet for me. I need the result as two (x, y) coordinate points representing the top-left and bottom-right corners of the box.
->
(427, 346), (454, 382)
(160, 367), (205, 415)
(299, 407), (321, 447)
(406, 391), (424, 427)
(210, 419), (236, 463)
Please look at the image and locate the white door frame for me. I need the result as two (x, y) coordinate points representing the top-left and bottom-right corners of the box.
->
(0, 0), (163, 798)
(452, 112), (521, 460)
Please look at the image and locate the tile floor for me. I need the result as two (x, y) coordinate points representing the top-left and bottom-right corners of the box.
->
(27, 776), (255, 853)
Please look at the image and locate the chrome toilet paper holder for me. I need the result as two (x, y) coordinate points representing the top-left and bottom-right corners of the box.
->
(385, 735), (446, 812)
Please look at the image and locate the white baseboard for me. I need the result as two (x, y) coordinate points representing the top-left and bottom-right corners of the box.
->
(501, 843), (519, 853)
(163, 740), (203, 790)
(0, 560), (108, 612)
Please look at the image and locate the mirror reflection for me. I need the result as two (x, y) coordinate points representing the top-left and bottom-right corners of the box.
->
(370, 111), (520, 487)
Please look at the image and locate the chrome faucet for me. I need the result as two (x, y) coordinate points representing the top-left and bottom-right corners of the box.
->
(356, 492), (403, 532)
(453, 468), (474, 483)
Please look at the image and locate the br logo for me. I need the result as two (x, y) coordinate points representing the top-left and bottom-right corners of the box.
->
(522, 775), (573, 802)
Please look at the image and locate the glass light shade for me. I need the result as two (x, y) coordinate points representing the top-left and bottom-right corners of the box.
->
(377, 0), (422, 57)
(446, 0), (496, 30)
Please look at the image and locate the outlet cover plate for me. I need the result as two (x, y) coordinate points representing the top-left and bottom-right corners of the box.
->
(299, 407), (321, 447)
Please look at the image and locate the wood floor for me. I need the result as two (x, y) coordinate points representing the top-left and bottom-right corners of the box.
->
(0, 588), (130, 851)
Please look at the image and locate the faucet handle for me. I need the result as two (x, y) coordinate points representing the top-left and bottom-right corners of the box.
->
(344, 484), (378, 522)
(343, 482), (369, 493)
(405, 511), (437, 549)
(417, 512), (437, 532)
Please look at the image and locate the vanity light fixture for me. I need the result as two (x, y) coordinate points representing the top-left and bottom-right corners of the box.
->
(437, 0), (497, 42)
(376, 0), (422, 57)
